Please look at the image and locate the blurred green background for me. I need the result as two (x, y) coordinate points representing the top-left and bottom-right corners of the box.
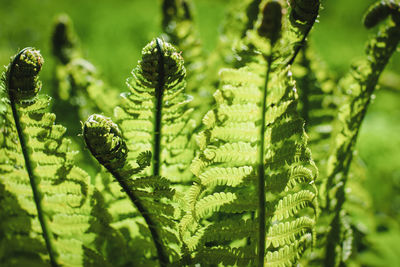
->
(1, 0), (399, 258)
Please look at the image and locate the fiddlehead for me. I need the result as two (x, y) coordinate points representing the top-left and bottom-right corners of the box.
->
(7, 48), (43, 101)
(52, 14), (80, 65)
(363, 0), (400, 29)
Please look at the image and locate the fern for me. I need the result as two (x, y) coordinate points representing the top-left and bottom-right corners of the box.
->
(83, 38), (198, 266)
(1, 0), (400, 266)
(52, 14), (119, 124)
(114, 38), (196, 188)
(323, 9), (400, 266)
(161, 0), (213, 124)
(180, 1), (319, 265)
(0, 48), (119, 266)
(83, 114), (181, 266)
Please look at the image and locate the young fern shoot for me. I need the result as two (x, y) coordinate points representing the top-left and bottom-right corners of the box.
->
(6, 48), (58, 266)
(83, 114), (170, 266)
(324, 4), (400, 265)
(179, 1), (318, 266)
(115, 38), (196, 189)
(256, 1), (282, 266)
(83, 38), (196, 266)
(0, 48), (117, 266)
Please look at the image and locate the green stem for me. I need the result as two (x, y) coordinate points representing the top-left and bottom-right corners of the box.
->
(153, 38), (165, 178)
(106, 167), (168, 267)
(258, 52), (273, 267)
(8, 50), (58, 267)
(324, 25), (400, 267)
(83, 133), (169, 267)
(298, 47), (310, 131)
(287, 14), (318, 66)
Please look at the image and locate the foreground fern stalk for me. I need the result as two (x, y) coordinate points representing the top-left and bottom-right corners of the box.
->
(83, 114), (169, 267)
(5, 48), (59, 266)
(324, 13), (400, 267)
(257, 2), (282, 266)
(153, 38), (166, 177)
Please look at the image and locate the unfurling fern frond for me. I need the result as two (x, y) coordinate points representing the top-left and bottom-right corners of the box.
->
(161, 0), (212, 122)
(180, 2), (318, 265)
(323, 10), (400, 266)
(363, 0), (400, 29)
(0, 48), (119, 266)
(85, 38), (197, 266)
(52, 14), (81, 65)
(52, 14), (119, 123)
(115, 38), (196, 188)
(83, 114), (181, 266)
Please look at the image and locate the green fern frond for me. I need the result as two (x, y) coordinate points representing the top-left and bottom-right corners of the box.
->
(83, 113), (182, 266)
(272, 190), (317, 221)
(323, 10), (400, 266)
(201, 219), (257, 244)
(0, 48), (115, 266)
(115, 38), (196, 188)
(180, 2), (319, 265)
(194, 246), (256, 266)
(265, 234), (311, 267)
(266, 217), (315, 248)
(194, 192), (238, 219)
(52, 14), (119, 121)
(161, 0), (212, 123)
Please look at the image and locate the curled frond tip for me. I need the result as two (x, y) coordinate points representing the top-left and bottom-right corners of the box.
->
(7, 47), (43, 101)
(83, 114), (128, 170)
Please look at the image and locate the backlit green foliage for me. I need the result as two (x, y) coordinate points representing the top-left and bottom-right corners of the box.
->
(0, 0), (399, 266)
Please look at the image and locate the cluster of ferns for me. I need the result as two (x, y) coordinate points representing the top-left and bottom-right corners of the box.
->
(1, 0), (399, 266)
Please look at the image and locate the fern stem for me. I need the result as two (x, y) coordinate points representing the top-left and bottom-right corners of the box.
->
(258, 52), (273, 267)
(8, 50), (58, 267)
(102, 166), (169, 267)
(324, 25), (400, 267)
(153, 38), (165, 177)
(298, 46), (310, 131)
(287, 26), (312, 66)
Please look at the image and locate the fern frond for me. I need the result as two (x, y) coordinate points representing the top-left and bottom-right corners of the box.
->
(265, 234), (311, 267)
(194, 192), (238, 219)
(180, 2), (319, 265)
(272, 190), (317, 221)
(266, 217), (315, 248)
(194, 246), (256, 266)
(161, 0), (212, 123)
(0, 48), (117, 266)
(52, 14), (119, 122)
(115, 38), (196, 188)
(323, 11), (400, 266)
(83, 113), (182, 266)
